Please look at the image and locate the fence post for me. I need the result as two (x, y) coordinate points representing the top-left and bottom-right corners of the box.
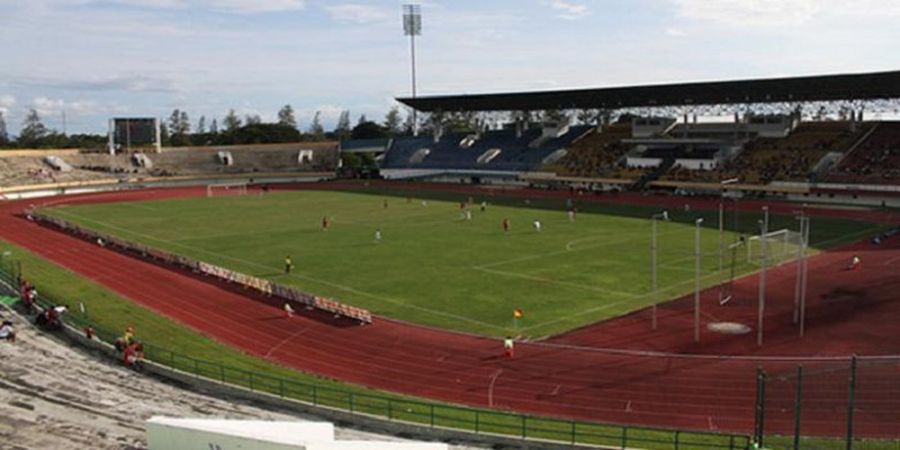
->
(675, 430), (681, 450)
(621, 426), (628, 450)
(846, 355), (857, 450)
(521, 415), (526, 438)
(570, 421), (576, 445)
(793, 365), (803, 450)
(754, 367), (767, 448)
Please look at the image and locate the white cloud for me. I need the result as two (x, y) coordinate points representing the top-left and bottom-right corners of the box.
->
(325, 4), (388, 24)
(31, 97), (113, 118)
(16, 75), (180, 94)
(545, 0), (590, 20)
(0, 95), (14, 117)
(32, 97), (66, 117)
(665, 27), (686, 37)
(671, 0), (821, 27)
(108, 0), (187, 8)
(206, 0), (305, 14)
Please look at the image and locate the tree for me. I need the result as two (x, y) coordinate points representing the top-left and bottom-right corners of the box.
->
(402, 110), (417, 135)
(168, 109), (181, 135)
(179, 111), (190, 133)
(168, 109), (191, 146)
(197, 115), (207, 134)
(231, 123), (301, 144)
(277, 104), (296, 128)
(0, 111), (8, 146)
(351, 120), (388, 140)
(209, 118), (218, 134)
(356, 114), (368, 126)
(19, 109), (48, 148)
(245, 114), (262, 125)
(308, 111), (324, 140)
(223, 109), (242, 132)
(383, 107), (402, 136)
(334, 110), (351, 141)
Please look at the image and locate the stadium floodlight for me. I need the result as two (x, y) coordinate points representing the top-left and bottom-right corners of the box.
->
(694, 218), (704, 343)
(402, 4), (422, 135)
(649, 210), (670, 330)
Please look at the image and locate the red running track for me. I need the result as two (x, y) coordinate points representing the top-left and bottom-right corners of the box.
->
(2, 184), (899, 437)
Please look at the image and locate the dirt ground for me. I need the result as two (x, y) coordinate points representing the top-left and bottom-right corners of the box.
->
(0, 311), (482, 450)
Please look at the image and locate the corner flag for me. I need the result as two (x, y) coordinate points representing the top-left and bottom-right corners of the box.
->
(513, 308), (523, 320)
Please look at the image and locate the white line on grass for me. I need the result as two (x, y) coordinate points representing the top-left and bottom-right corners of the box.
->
(49, 209), (506, 333)
(472, 266), (641, 298)
(478, 228), (688, 270)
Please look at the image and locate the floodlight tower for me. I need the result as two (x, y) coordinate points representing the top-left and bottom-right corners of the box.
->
(402, 4), (422, 135)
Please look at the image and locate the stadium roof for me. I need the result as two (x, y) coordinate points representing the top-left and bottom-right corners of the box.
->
(397, 70), (900, 112)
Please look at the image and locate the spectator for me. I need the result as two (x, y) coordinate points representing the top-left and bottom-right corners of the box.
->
(123, 342), (145, 371)
(0, 320), (15, 343)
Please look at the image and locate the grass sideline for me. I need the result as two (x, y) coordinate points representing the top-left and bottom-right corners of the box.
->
(0, 236), (751, 450)
(43, 187), (882, 337)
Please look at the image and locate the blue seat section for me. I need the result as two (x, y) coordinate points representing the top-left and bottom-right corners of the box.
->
(382, 125), (593, 171)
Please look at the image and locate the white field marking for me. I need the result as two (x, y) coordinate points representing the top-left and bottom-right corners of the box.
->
(478, 227), (689, 270)
(884, 255), (900, 266)
(473, 266), (641, 298)
(172, 215), (462, 244)
(265, 328), (309, 358)
(518, 268), (733, 333)
(119, 201), (159, 212)
(169, 207), (454, 243)
(488, 369), (503, 408)
(49, 209), (506, 332)
(522, 226), (886, 335)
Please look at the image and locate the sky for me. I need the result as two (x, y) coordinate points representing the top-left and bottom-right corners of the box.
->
(2, 0), (900, 135)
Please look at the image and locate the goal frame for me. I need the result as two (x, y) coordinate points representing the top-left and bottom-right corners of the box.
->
(746, 228), (801, 265)
(206, 182), (249, 198)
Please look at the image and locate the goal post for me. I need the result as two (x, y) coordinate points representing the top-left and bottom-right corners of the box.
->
(746, 228), (803, 266)
(206, 182), (248, 198)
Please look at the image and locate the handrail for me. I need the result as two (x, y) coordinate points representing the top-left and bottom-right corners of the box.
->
(0, 268), (750, 450)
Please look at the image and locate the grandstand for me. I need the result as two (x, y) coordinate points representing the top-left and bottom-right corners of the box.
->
(544, 123), (632, 178)
(0, 142), (338, 190)
(382, 124), (592, 172)
(827, 121), (900, 185)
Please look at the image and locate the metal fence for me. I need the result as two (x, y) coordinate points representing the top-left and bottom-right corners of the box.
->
(0, 268), (751, 450)
(755, 357), (900, 450)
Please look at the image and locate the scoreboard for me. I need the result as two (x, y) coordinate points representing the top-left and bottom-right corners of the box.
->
(108, 118), (160, 154)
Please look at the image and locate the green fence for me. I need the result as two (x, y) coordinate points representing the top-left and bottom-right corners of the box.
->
(0, 268), (750, 450)
(755, 359), (900, 450)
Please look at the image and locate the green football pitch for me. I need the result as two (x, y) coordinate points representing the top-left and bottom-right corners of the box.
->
(43, 188), (876, 337)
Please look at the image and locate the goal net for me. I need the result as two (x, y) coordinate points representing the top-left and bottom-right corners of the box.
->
(206, 182), (248, 198)
(746, 228), (804, 266)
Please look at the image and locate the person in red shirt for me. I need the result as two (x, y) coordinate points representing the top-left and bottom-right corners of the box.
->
(502, 218), (510, 233)
(123, 342), (144, 370)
